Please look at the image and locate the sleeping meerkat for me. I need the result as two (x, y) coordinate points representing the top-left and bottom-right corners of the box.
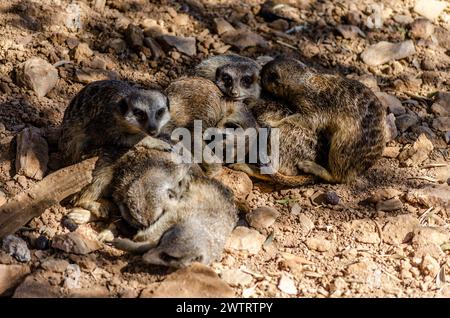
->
(112, 172), (238, 268)
(257, 57), (386, 183)
(194, 54), (261, 101)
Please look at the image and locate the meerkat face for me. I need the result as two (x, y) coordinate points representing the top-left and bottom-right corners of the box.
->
(118, 165), (190, 229)
(261, 58), (306, 98)
(118, 90), (170, 136)
(142, 221), (211, 268)
(215, 63), (261, 101)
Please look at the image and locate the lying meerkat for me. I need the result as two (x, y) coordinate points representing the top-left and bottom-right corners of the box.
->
(163, 76), (258, 176)
(194, 54), (261, 101)
(257, 57), (386, 183)
(112, 172), (238, 268)
(59, 80), (172, 224)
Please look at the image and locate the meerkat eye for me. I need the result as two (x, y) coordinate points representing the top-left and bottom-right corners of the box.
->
(168, 189), (177, 199)
(133, 109), (146, 121)
(223, 122), (242, 129)
(241, 75), (253, 88)
(118, 99), (129, 115)
(221, 73), (232, 86)
(155, 107), (166, 119)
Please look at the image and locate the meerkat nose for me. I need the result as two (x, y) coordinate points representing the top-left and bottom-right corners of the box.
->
(146, 123), (158, 135)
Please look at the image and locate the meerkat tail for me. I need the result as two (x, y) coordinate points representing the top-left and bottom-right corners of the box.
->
(270, 172), (316, 187)
(229, 163), (275, 182)
(112, 237), (155, 254)
(296, 160), (335, 183)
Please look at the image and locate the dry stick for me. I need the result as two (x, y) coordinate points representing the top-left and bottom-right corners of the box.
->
(407, 176), (438, 183)
(0, 157), (98, 239)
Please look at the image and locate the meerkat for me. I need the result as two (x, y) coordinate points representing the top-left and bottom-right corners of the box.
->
(194, 54), (262, 101)
(162, 76), (258, 176)
(59, 80), (172, 224)
(112, 173), (238, 268)
(256, 57), (386, 184)
(59, 79), (172, 165)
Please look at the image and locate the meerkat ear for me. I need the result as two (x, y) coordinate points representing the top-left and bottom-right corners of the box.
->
(118, 98), (129, 115)
(215, 66), (223, 79)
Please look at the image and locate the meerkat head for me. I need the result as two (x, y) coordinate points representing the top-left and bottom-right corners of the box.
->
(117, 163), (191, 229)
(142, 219), (213, 268)
(117, 90), (170, 136)
(215, 63), (261, 101)
(261, 57), (307, 99)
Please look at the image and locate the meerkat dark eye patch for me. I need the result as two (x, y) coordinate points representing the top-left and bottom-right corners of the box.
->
(223, 122), (242, 129)
(159, 252), (182, 263)
(267, 71), (280, 84)
(132, 109), (146, 121)
(155, 108), (166, 119)
(118, 99), (129, 115)
(241, 75), (254, 88)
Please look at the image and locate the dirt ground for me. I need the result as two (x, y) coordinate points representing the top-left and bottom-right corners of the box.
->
(0, 0), (449, 298)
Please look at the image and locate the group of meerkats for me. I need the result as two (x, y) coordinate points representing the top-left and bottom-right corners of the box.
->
(57, 54), (386, 268)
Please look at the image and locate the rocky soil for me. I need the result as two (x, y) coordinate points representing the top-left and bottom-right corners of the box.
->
(0, 0), (449, 298)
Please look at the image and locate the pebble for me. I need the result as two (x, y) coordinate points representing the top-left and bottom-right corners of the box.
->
(406, 184), (450, 208)
(346, 260), (378, 281)
(2, 235), (31, 263)
(324, 191), (340, 205)
(414, 0), (447, 21)
(107, 38), (127, 54)
(15, 127), (49, 180)
(361, 40), (415, 66)
(221, 29), (268, 51)
(290, 203), (302, 215)
(298, 214), (314, 233)
(336, 24), (365, 39)
(225, 226), (266, 255)
(278, 273), (297, 295)
(305, 237), (332, 252)
(61, 216), (78, 232)
(13, 274), (61, 298)
(382, 146), (400, 158)
(410, 19), (434, 39)
(420, 255), (440, 277)
(432, 117), (450, 132)
(64, 264), (81, 289)
(214, 18), (235, 35)
(52, 232), (101, 255)
(143, 37), (165, 60)
(220, 268), (253, 287)
(376, 198), (403, 212)
(73, 42), (93, 63)
(246, 206), (278, 231)
(124, 24), (144, 49)
(398, 134), (433, 167)
(0, 264), (30, 296)
(385, 113), (398, 141)
(382, 215), (419, 245)
(351, 220), (380, 244)
(375, 92), (405, 115)
(280, 252), (311, 277)
(35, 235), (50, 250)
(214, 168), (253, 203)
(157, 35), (196, 56)
(40, 258), (69, 273)
(395, 113), (419, 132)
(141, 263), (234, 297)
(74, 67), (119, 84)
(16, 57), (58, 97)
(431, 103), (450, 117)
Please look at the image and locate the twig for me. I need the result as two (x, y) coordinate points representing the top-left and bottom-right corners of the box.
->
(407, 176), (438, 182)
(418, 207), (434, 224)
(276, 40), (298, 51)
(421, 163), (447, 169)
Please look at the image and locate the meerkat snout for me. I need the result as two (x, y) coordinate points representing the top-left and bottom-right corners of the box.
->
(119, 91), (170, 136)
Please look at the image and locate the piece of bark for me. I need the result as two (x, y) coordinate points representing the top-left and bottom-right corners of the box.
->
(0, 157), (98, 239)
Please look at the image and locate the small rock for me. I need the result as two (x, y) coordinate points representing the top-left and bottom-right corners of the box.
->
(246, 206), (278, 231)
(61, 217), (78, 232)
(214, 167), (253, 203)
(324, 191), (340, 205)
(398, 134), (433, 167)
(412, 226), (450, 248)
(435, 165), (450, 183)
(214, 18), (235, 35)
(414, 0), (447, 21)
(368, 187), (403, 203)
(74, 67), (119, 84)
(260, 0), (305, 22)
(435, 92), (450, 111)
(432, 117), (450, 132)
(356, 74), (379, 92)
(225, 226), (266, 255)
(351, 220), (380, 244)
(298, 214), (314, 233)
(269, 19), (290, 31)
(395, 113), (419, 132)
(35, 235), (50, 250)
(143, 37), (165, 60)
(361, 40), (415, 66)
(124, 24), (144, 49)
(393, 15), (413, 25)
(376, 92), (405, 115)
(280, 252), (311, 277)
(406, 184), (450, 208)
(52, 232), (101, 255)
(13, 274), (61, 298)
(278, 273), (297, 295)
(157, 35), (196, 56)
(347, 10), (362, 25)
(385, 113), (398, 141)
(221, 29), (268, 51)
(376, 198), (403, 212)
(336, 24), (365, 39)
(290, 203), (301, 215)
(64, 264), (81, 289)
(220, 269), (252, 287)
(346, 260), (379, 281)
(382, 146), (400, 158)
(431, 103), (450, 117)
(73, 43), (93, 63)
(411, 125), (436, 140)
(382, 215), (419, 245)
(41, 258), (69, 273)
(305, 237), (332, 252)
(142, 263), (234, 298)
(15, 127), (49, 180)
(0, 264), (30, 296)
(2, 235), (31, 263)
(107, 38), (127, 54)
(435, 27), (450, 50)
(16, 57), (58, 97)
(420, 255), (440, 277)
(410, 18), (434, 39)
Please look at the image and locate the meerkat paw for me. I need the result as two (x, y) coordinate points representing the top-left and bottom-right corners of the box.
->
(138, 136), (172, 152)
(112, 237), (154, 254)
(67, 208), (93, 224)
